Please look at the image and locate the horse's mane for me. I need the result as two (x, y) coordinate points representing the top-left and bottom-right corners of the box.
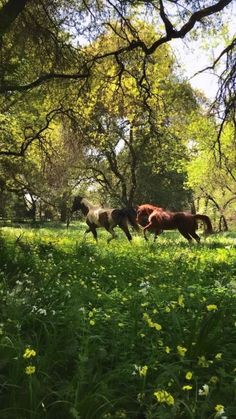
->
(138, 204), (162, 211)
(81, 197), (100, 210)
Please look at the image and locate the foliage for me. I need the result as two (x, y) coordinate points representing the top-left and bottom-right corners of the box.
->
(0, 225), (236, 418)
(186, 117), (236, 229)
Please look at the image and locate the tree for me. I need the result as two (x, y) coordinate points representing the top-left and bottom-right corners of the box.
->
(0, 0), (235, 217)
(186, 116), (236, 230)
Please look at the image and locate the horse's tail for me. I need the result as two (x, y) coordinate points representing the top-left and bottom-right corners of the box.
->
(194, 214), (213, 235)
(119, 208), (140, 232)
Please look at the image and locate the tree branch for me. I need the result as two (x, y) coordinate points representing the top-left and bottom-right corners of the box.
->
(0, 0), (29, 38)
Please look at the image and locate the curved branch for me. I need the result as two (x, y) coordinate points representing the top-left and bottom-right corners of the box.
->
(0, 69), (90, 93)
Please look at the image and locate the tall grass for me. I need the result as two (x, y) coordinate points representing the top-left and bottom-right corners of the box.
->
(0, 224), (236, 418)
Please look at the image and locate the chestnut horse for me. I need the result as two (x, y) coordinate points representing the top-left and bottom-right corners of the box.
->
(69, 196), (139, 242)
(136, 204), (213, 243)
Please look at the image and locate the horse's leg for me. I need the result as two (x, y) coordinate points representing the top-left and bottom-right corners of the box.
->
(143, 222), (154, 241)
(85, 223), (98, 242)
(189, 230), (201, 243)
(83, 227), (91, 240)
(107, 228), (117, 243)
(118, 220), (132, 242)
(153, 229), (162, 242)
(90, 226), (98, 242)
(177, 227), (193, 244)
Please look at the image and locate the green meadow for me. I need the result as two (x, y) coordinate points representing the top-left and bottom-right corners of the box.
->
(0, 224), (236, 419)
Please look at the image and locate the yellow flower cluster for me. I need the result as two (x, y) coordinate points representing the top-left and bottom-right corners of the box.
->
(138, 365), (148, 377)
(25, 365), (36, 375)
(206, 304), (218, 312)
(23, 347), (37, 375)
(177, 345), (187, 357)
(182, 385), (192, 391)
(198, 355), (210, 368)
(23, 348), (36, 359)
(215, 404), (225, 413)
(154, 390), (175, 406)
(185, 371), (193, 380)
(209, 376), (218, 384)
(143, 313), (162, 331)
(178, 294), (185, 307)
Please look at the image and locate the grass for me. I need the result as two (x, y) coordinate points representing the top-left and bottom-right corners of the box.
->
(0, 223), (236, 419)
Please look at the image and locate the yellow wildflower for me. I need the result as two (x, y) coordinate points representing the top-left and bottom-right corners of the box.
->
(138, 365), (148, 377)
(154, 390), (174, 406)
(23, 348), (36, 359)
(206, 304), (218, 312)
(152, 322), (162, 331)
(215, 353), (222, 360)
(143, 313), (162, 331)
(165, 306), (171, 313)
(177, 345), (187, 357)
(25, 365), (36, 375)
(182, 385), (192, 391)
(198, 356), (210, 368)
(89, 320), (95, 326)
(185, 371), (193, 380)
(209, 376), (219, 384)
(215, 404), (225, 413)
(165, 346), (171, 354)
(178, 294), (185, 307)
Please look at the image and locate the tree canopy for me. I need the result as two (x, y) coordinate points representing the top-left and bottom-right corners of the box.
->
(0, 0), (235, 226)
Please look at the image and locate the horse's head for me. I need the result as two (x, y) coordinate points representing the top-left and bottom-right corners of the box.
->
(71, 195), (83, 212)
(136, 206), (149, 227)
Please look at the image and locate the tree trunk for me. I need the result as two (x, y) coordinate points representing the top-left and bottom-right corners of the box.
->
(219, 214), (228, 231)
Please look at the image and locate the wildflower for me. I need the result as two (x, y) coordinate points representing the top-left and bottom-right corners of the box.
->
(165, 346), (171, 354)
(214, 405), (227, 418)
(137, 392), (145, 403)
(198, 355), (210, 368)
(182, 385), (192, 391)
(154, 390), (175, 406)
(185, 371), (192, 380)
(177, 345), (187, 357)
(38, 308), (47, 315)
(215, 405), (225, 413)
(165, 306), (171, 313)
(143, 313), (162, 331)
(153, 322), (162, 331)
(198, 384), (209, 396)
(207, 304), (218, 312)
(215, 353), (222, 360)
(178, 294), (185, 307)
(89, 320), (95, 326)
(138, 365), (148, 377)
(25, 365), (36, 375)
(23, 348), (36, 359)
(209, 376), (219, 384)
